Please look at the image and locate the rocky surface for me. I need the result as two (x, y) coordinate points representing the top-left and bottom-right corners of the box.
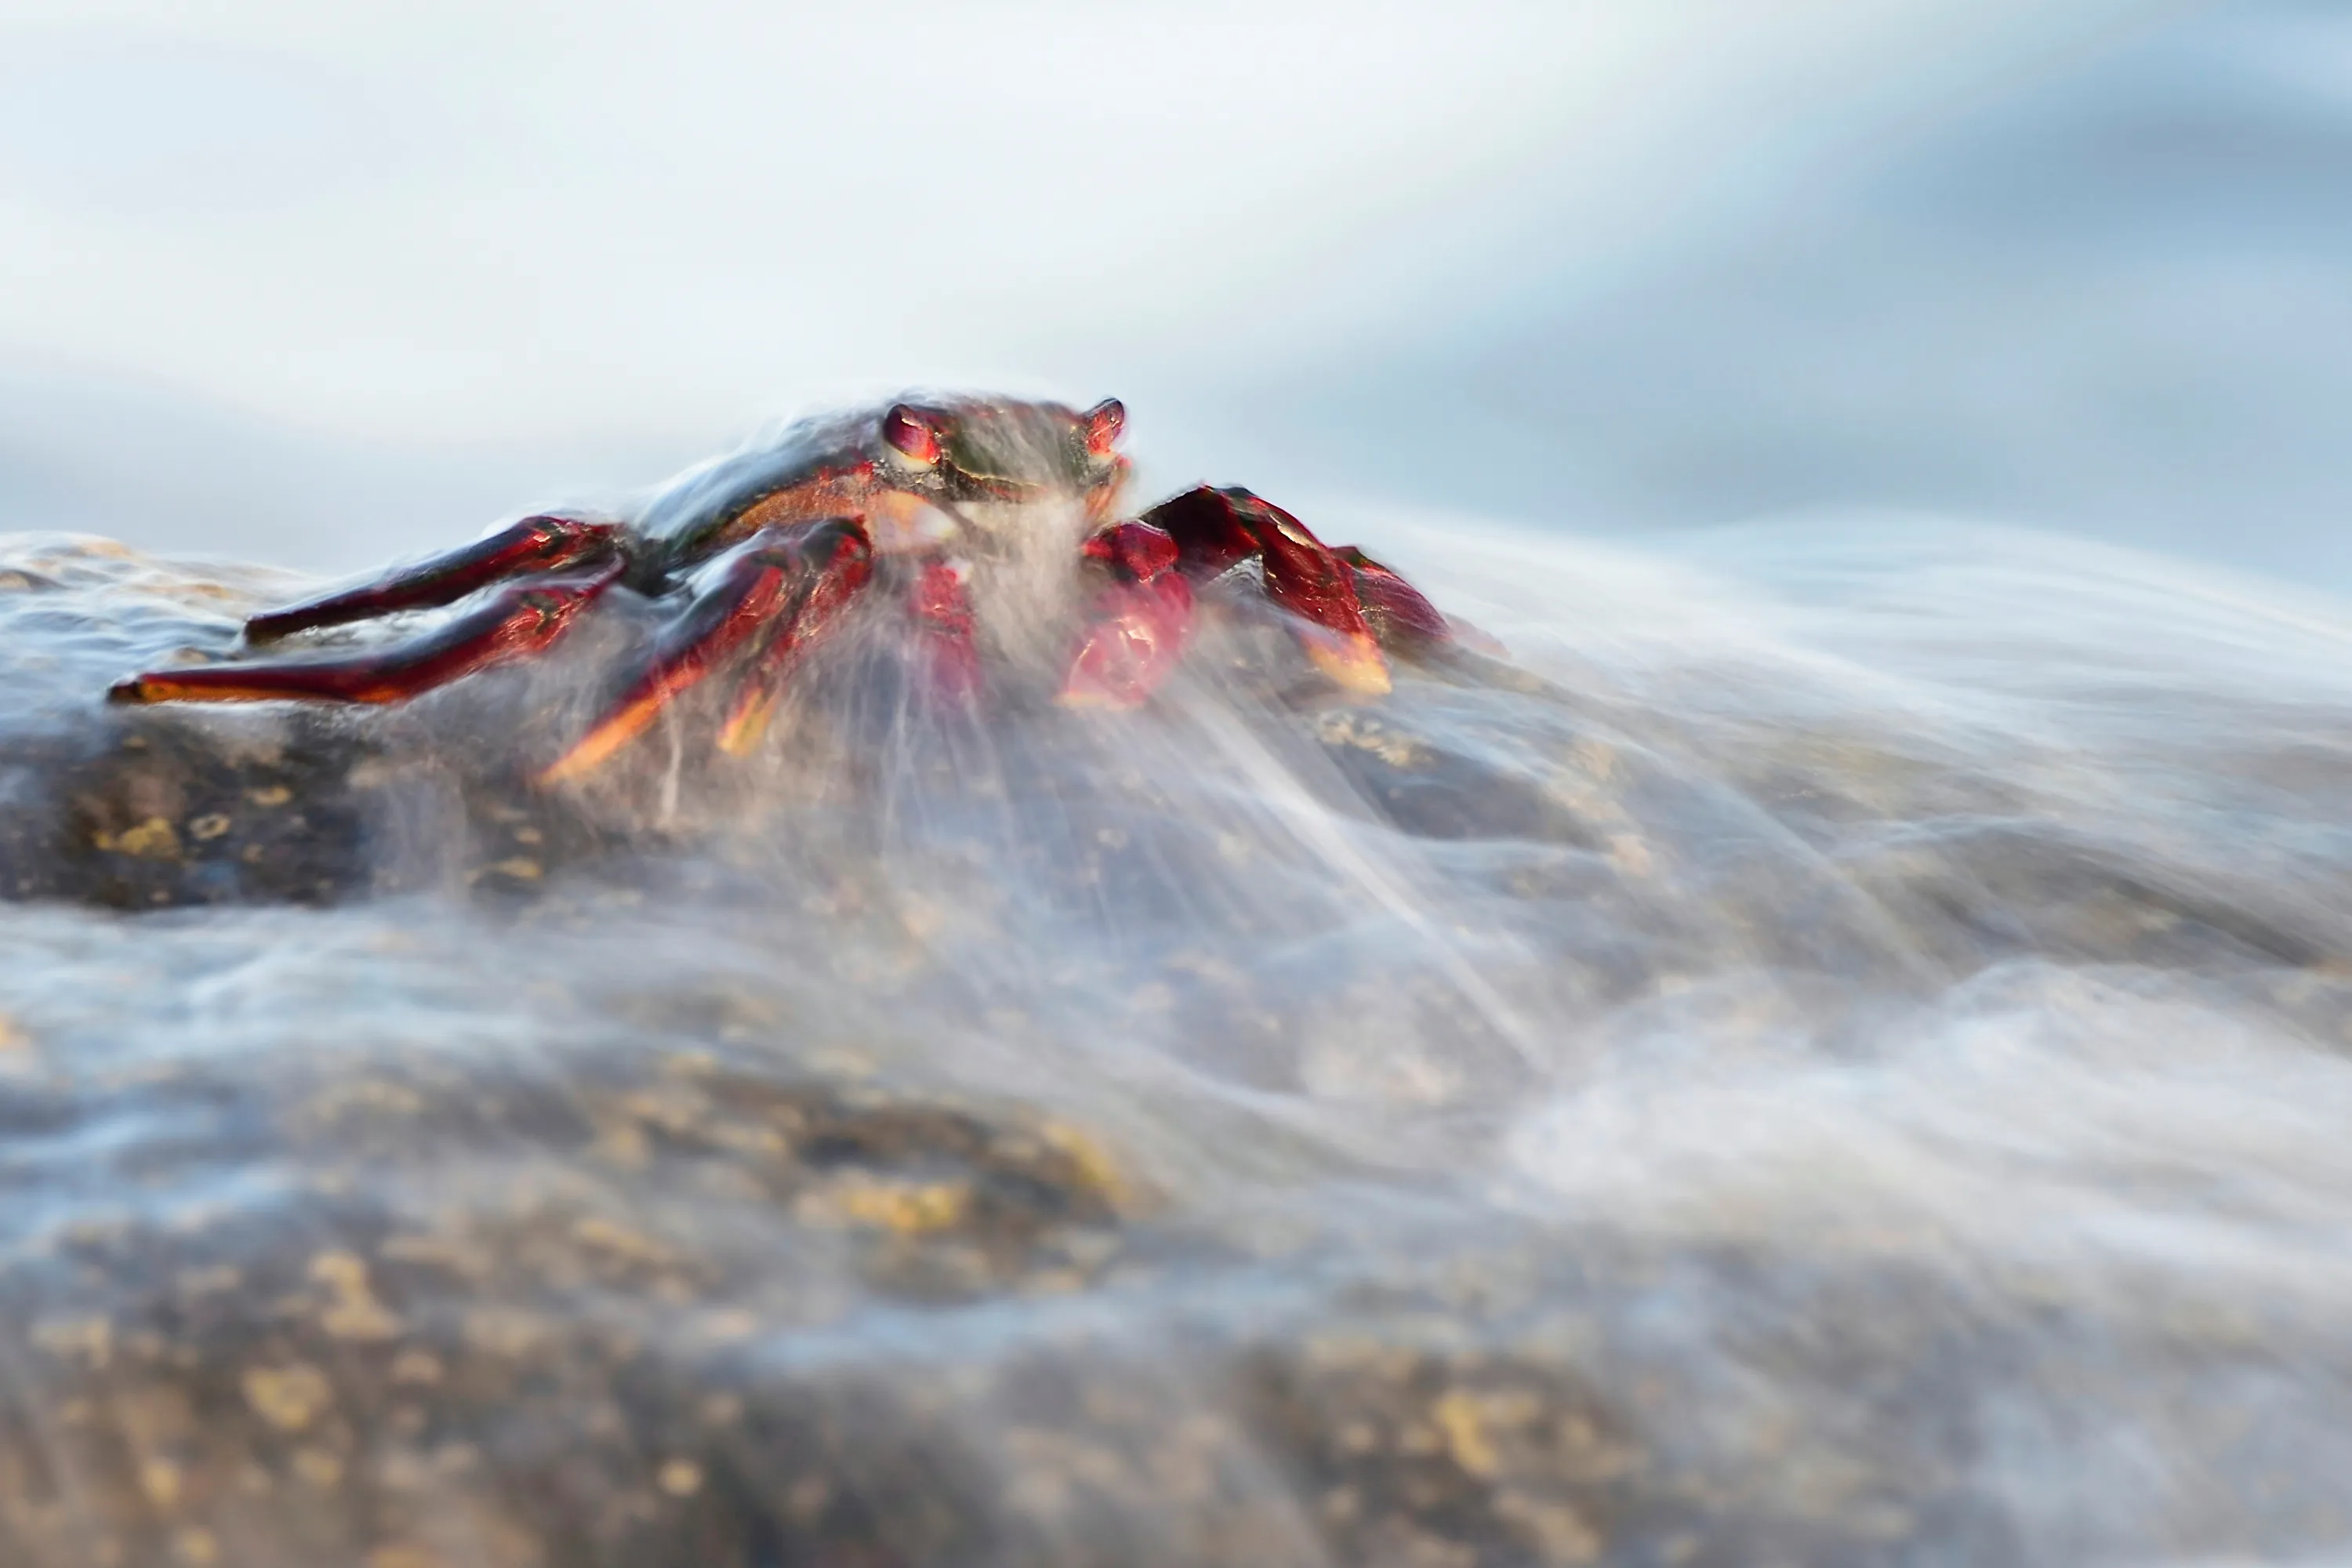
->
(6, 528), (2352, 1565)
(5, 1036), (2242, 1568)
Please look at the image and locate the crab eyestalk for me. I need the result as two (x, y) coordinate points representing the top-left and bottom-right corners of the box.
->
(1083, 398), (1125, 458)
(882, 404), (942, 467)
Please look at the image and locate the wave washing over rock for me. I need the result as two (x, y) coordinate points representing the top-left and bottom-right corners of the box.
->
(2, 514), (2350, 1566)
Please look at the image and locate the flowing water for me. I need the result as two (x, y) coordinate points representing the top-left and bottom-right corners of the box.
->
(1, 509), (2349, 1566)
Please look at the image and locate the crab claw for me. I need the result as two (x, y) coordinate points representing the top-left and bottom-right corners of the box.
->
(1059, 521), (1195, 710)
(1082, 519), (1178, 582)
(1138, 487), (1391, 696)
(1298, 626), (1390, 695)
(1250, 506), (1390, 695)
(1336, 546), (1451, 648)
(1060, 577), (1195, 710)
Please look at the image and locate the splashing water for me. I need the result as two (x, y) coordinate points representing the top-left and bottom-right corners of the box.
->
(1, 503), (2349, 1566)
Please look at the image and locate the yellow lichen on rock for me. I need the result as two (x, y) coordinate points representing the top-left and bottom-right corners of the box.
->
(138, 1457), (183, 1508)
(241, 1363), (332, 1432)
(96, 817), (181, 858)
(365, 1547), (447, 1568)
(32, 1316), (112, 1369)
(292, 1446), (345, 1487)
(310, 1250), (405, 1341)
(831, 1178), (970, 1235)
(1433, 1388), (1503, 1478)
(1040, 1120), (1131, 1210)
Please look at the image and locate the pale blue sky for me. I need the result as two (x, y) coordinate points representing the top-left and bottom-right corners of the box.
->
(10, 2), (2340, 591)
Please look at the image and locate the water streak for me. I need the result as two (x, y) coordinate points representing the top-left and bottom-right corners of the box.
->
(1, 514), (2348, 1563)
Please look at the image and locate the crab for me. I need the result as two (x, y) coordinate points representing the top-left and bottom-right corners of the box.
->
(107, 395), (1458, 783)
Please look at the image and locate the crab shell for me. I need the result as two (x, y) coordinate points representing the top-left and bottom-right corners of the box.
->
(635, 395), (1131, 573)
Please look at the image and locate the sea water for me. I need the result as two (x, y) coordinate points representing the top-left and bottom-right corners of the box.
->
(0, 514), (2347, 1564)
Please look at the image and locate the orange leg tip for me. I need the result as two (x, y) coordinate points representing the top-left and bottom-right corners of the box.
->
(532, 749), (604, 789)
(1306, 631), (1392, 696)
(714, 691), (777, 757)
(535, 699), (661, 787)
(109, 673), (289, 705)
(1054, 681), (1146, 712)
(535, 746), (615, 789)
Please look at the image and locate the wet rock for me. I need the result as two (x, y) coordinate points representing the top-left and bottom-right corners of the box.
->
(9, 529), (2352, 1566)
(0, 537), (641, 907)
(0, 706), (633, 909)
(0, 1036), (2072, 1568)
(0, 1048), (1140, 1567)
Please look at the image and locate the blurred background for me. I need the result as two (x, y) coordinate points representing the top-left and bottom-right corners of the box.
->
(0, 1), (2343, 586)
(10, 13), (2352, 1560)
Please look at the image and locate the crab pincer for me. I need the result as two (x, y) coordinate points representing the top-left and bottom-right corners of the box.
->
(1334, 546), (1453, 649)
(1140, 487), (1392, 695)
(1058, 521), (1195, 710)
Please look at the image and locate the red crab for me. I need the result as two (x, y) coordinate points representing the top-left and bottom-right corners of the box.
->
(108, 396), (1457, 784)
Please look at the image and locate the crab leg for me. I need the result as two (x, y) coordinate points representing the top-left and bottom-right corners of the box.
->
(245, 516), (624, 643)
(538, 519), (872, 785)
(907, 558), (983, 704)
(109, 565), (623, 706)
(1138, 486), (1391, 695)
(714, 521), (879, 754)
(1059, 521), (1196, 709)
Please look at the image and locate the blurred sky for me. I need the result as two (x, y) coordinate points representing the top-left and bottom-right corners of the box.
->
(1, 2), (2344, 589)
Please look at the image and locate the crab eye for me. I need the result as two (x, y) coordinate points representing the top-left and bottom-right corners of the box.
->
(882, 404), (942, 467)
(1083, 398), (1125, 458)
